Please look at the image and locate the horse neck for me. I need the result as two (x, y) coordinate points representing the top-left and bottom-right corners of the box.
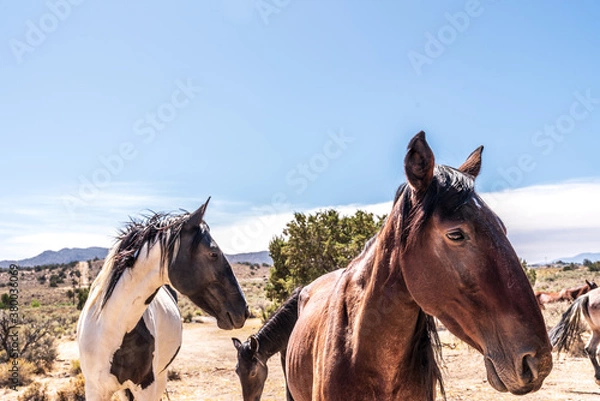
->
(255, 297), (299, 358)
(342, 211), (441, 399)
(354, 210), (416, 325)
(96, 242), (169, 332)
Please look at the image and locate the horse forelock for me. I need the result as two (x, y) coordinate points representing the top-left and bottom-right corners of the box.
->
(396, 165), (475, 250)
(99, 211), (191, 309)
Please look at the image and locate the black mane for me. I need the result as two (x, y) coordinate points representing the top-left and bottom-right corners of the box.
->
(102, 211), (191, 308)
(255, 287), (301, 357)
(391, 164), (474, 400)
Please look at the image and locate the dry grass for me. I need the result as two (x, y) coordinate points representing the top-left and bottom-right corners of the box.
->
(2, 260), (600, 400)
(55, 374), (85, 401)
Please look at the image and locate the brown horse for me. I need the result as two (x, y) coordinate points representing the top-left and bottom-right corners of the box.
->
(535, 290), (568, 308)
(535, 280), (597, 309)
(550, 287), (600, 385)
(563, 280), (598, 301)
(285, 132), (553, 401)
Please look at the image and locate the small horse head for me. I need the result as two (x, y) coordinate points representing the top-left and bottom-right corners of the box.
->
(169, 197), (248, 329)
(586, 279), (598, 290)
(232, 336), (268, 401)
(395, 132), (552, 395)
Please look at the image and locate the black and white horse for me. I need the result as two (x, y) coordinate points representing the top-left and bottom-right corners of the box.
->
(77, 198), (249, 400)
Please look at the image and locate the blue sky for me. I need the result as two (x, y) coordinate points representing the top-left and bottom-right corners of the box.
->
(1, 0), (600, 263)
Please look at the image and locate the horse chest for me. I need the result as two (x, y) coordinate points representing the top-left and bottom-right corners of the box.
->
(110, 316), (156, 389)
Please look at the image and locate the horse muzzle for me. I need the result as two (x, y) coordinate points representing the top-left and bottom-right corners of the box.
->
(216, 306), (249, 330)
(484, 349), (552, 395)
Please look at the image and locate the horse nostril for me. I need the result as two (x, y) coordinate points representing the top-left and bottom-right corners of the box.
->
(521, 354), (538, 383)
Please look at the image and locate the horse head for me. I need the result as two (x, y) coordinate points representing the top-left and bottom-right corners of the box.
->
(395, 132), (552, 395)
(232, 336), (268, 401)
(169, 197), (249, 329)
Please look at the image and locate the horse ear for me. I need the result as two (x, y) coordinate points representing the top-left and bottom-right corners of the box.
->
(404, 131), (435, 194)
(186, 197), (211, 228)
(232, 337), (242, 350)
(249, 335), (259, 353)
(458, 146), (484, 178)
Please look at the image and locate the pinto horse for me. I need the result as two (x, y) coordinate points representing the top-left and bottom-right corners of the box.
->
(550, 287), (600, 385)
(285, 132), (553, 401)
(232, 288), (301, 401)
(77, 198), (248, 401)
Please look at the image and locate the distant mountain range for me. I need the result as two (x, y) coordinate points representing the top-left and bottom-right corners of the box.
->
(0, 247), (109, 268)
(225, 251), (272, 265)
(552, 252), (600, 264)
(0, 247), (272, 268)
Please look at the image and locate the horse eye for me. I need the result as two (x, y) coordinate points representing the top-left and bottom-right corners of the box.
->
(208, 251), (218, 260)
(446, 230), (465, 242)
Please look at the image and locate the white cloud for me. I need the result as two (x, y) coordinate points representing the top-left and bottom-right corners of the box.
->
(2, 180), (600, 264)
(212, 201), (392, 255)
(215, 180), (600, 264)
(481, 180), (600, 263)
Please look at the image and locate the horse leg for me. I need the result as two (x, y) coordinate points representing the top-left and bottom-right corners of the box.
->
(586, 331), (600, 385)
(83, 381), (117, 401)
(132, 372), (168, 401)
(114, 389), (133, 401)
(281, 348), (294, 401)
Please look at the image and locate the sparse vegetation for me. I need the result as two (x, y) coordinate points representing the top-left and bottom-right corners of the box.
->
(56, 373), (86, 401)
(0, 311), (58, 374)
(70, 359), (81, 376)
(167, 368), (181, 381)
(76, 288), (89, 311)
(267, 209), (385, 308)
(0, 360), (36, 388)
(17, 381), (49, 401)
(521, 260), (537, 286)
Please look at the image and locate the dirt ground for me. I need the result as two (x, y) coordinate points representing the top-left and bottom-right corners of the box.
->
(3, 317), (600, 401)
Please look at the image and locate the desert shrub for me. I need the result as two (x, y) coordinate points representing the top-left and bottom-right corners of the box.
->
(76, 288), (90, 311)
(30, 300), (40, 308)
(0, 360), (36, 388)
(0, 311), (58, 374)
(70, 359), (81, 376)
(167, 368), (181, 381)
(21, 335), (56, 374)
(0, 293), (10, 309)
(18, 381), (49, 401)
(56, 373), (86, 401)
(588, 261), (600, 272)
(520, 260), (536, 286)
(268, 209), (385, 309)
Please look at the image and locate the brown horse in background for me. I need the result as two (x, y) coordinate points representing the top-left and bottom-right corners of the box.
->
(550, 287), (600, 385)
(563, 280), (597, 301)
(536, 280), (597, 309)
(285, 132), (553, 401)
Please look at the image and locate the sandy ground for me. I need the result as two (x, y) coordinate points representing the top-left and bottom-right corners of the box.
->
(3, 318), (600, 400)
